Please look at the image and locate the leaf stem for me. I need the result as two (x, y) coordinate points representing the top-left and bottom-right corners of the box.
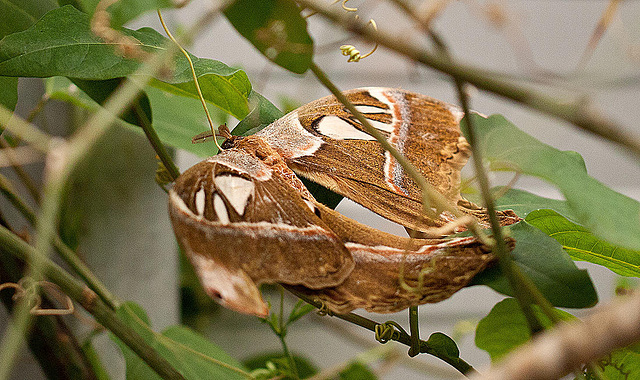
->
(0, 137), (41, 204)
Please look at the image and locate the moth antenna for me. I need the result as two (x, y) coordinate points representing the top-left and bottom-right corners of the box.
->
(157, 10), (223, 153)
(340, 19), (378, 62)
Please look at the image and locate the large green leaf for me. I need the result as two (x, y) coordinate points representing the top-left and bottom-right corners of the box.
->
(478, 187), (576, 220)
(471, 221), (597, 308)
(475, 298), (574, 361)
(45, 76), (220, 158)
(527, 209), (640, 277)
(110, 302), (249, 380)
(0, 0), (56, 39)
(462, 114), (640, 250)
(224, 0), (313, 74)
(0, 6), (251, 119)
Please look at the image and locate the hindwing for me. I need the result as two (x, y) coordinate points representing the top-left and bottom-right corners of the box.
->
(169, 148), (354, 317)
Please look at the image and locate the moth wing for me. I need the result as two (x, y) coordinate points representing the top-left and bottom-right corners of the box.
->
(256, 87), (475, 232)
(169, 149), (354, 316)
(289, 202), (502, 314)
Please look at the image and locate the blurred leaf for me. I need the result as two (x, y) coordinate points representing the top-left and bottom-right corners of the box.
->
(243, 353), (317, 380)
(224, 0), (313, 74)
(0, 77), (18, 112)
(527, 209), (640, 277)
(81, 338), (111, 380)
(70, 77), (153, 127)
(462, 114), (640, 250)
(63, 0), (173, 27)
(475, 298), (574, 361)
(472, 221), (598, 308)
(0, 0), (56, 39)
(111, 301), (249, 380)
(339, 362), (377, 380)
(0, 6), (251, 119)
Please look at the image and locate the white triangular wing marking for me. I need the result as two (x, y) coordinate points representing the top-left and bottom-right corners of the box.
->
(214, 175), (254, 216)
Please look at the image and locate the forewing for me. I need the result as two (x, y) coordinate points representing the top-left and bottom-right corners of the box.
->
(256, 88), (478, 232)
(169, 149), (354, 316)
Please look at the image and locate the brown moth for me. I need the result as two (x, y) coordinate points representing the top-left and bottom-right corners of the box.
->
(169, 87), (520, 317)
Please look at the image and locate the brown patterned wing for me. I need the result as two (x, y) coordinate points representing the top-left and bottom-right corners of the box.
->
(169, 149), (354, 317)
(254, 87), (481, 232)
(289, 202), (502, 314)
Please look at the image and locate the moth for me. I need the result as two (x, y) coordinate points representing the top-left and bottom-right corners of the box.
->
(169, 88), (519, 317)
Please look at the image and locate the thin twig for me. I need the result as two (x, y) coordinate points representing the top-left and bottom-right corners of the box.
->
(288, 289), (476, 376)
(296, 0), (640, 158)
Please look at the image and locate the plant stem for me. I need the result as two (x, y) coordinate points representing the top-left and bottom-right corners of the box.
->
(408, 306), (420, 357)
(454, 79), (561, 331)
(296, 0), (640, 158)
(133, 102), (180, 181)
(0, 107), (52, 153)
(277, 288), (299, 379)
(308, 61), (491, 245)
(0, 224), (185, 380)
(288, 289), (476, 376)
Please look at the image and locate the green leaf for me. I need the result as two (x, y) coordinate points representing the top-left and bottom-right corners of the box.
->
(487, 187), (576, 220)
(0, 76), (18, 112)
(462, 114), (640, 250)
(224, 0), (313, 74)
(527, 209), (640, 277)
(0, 6), (252, 119)
(339, 362), (377, 380)
(472, 221), (598, 308)
(0, 0), (56, 39)
(597, 344), (640, 380)
(426, 332), (460, 360)
(111, 301), (250, 380)
(232, 90), (284, 136)
(475, 298), (574, 361)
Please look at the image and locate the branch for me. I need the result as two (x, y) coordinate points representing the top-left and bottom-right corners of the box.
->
(470, 292), (640, 380)
(296, 0), (640, 158)
(288, 289), (476, 376)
